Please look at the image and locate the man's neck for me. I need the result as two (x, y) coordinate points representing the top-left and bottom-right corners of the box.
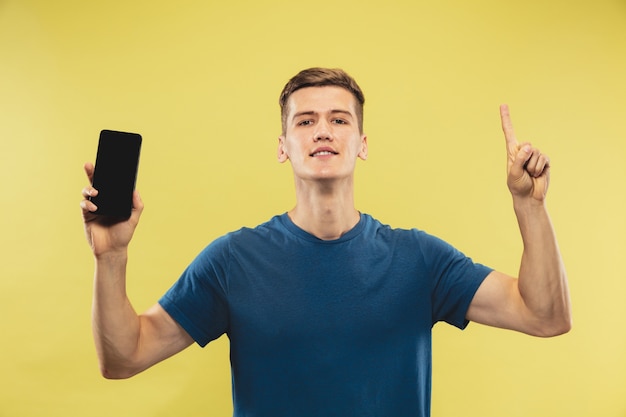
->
(288, 179), (359, 241)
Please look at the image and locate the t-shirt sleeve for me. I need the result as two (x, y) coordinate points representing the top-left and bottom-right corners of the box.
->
(420, 232), (492, 329)
(159, 236), (231, 347)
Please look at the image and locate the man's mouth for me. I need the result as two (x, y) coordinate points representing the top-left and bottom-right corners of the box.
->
(310, 148), (338, 157)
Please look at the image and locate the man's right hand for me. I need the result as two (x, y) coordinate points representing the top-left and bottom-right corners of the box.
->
(80, 162), (144, 258)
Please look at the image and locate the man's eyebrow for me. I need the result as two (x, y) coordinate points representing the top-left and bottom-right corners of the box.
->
(292, 109), (354, 119)
(292, 110), (316, 119)
(329, 109), (354, 118)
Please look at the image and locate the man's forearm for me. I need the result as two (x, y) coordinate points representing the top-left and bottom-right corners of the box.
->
(514, 199), (572, 336)
(92, 251), (142, 379)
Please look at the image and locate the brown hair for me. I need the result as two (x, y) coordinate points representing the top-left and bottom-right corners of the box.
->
(279, 67), (365, 134)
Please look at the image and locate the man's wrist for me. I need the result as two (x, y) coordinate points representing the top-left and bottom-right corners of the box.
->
(95, 249), (129, 264)
(512, 196), (547, 213)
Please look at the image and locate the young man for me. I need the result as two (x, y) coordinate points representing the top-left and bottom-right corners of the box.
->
(81, 68), (571, 416)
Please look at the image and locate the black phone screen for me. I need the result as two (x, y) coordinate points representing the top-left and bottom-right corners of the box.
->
(90, 130), (142, 219)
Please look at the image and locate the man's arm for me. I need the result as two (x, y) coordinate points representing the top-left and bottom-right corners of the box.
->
(466, 105), (572, 337)
(81, 163), (193, 379)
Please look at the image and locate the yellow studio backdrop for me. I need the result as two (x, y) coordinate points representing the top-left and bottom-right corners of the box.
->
(1, 0), (624, 416)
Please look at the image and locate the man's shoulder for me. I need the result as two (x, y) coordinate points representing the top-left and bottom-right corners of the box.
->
(229, 213), (286, 237)
(192, 214), (287, 263)
(210, 213), (288, 249)
(361, 213), (426, 239)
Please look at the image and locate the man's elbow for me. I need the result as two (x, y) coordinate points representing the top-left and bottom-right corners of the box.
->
(534, 315), (573, 338)
(100, 368), (131, 380)
(98, 361), (142, 380)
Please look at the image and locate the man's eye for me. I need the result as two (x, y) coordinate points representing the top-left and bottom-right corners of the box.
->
(298, 120), (313, 126)
(332, 119), (347, 124)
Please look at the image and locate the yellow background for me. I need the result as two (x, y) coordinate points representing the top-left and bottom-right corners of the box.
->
(1, 0), (625, 416)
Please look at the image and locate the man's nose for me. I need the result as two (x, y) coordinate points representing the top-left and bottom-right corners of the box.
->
(314, 120), (333, 142)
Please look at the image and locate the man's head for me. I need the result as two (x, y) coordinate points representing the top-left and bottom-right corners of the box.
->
(279, 68), (365, 135)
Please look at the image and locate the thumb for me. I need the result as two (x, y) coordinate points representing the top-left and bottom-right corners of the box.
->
(510, 144), (532, 178)
(130, 190), (144, 220)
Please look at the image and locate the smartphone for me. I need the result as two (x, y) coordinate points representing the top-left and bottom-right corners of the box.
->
(90, 129), (142, 219)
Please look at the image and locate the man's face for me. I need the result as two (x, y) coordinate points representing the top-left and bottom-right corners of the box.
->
(278, 86), (367, 182)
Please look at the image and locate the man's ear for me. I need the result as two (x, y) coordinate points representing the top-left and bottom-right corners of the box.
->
(358, 135), (368, 160)
(277, 135), (289, 163)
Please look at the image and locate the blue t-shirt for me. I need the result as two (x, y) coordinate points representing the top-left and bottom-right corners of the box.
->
(159, 213), (492, 417)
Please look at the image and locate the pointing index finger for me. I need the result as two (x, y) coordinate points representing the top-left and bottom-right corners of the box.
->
(500, 104), (519, 154)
